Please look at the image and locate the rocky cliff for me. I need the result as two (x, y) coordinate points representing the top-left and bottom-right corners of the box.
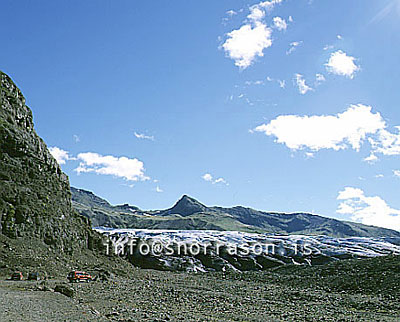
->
(0, 71), (99, 254)
(0, 71), (136, 278)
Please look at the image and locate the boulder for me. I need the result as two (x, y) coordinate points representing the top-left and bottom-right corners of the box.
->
(54, 284), (75, 298)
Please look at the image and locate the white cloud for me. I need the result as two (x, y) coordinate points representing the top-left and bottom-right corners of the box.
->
(214, 178), (228, 185)
(323, 44), (334, 51)
(337, 34), (343, 40)
(222, 0), (287, 69)
(222, 9), (239, 24)
(202, 173), (228, 185)
(375, 174), (384, 178)
(202, 173), (213, 182)
(393, 170), (400, 177)
(315, 73), (326, 85)
(294, 74), (313, 95)
(134, 132), (154, 141)
(254, 104), (400, 160)
(338, 187), (364, 200)
(363, 153), (378, 163)
(278, 79), (286, 88)
(245, 80), (264, 85)
(248, 6), (265, 22)
(156, 186), (163, 193)
(286, 41), (302, 55)
(73, 134), (80, 143)
(75, 152), (149, 182)
(258, 0), (284, 11)
(369, 127), (400, 156)
(325, 50), (360, 78)
(337, 187), (400, 231)
(253, 104), (385, 152)
(273, 16), (287, 30)
(49, 147), (75, 165)
(222, 22), (272, 69)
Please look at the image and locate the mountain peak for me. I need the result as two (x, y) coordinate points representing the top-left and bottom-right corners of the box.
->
(179, 194), (199, 202)
(168, 195), (207, 217)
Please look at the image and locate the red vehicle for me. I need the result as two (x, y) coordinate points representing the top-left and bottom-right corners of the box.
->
(11, 272), (23, 281)
(67, 271), (92, 283)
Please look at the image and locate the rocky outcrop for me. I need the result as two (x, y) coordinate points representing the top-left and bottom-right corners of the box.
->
(0, 71), (99, 254)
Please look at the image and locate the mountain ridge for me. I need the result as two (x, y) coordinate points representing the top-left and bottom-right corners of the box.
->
(71, 187), (400, 238)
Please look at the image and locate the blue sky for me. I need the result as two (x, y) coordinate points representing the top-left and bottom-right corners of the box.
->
(1, 0), (400, 230)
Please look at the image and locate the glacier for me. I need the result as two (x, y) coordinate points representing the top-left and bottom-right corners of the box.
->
(95, 228), (400, 272)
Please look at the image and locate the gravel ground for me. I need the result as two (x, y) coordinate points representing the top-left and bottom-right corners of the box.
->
(0, 281), (102, 321)
(1, 265), (399, 322)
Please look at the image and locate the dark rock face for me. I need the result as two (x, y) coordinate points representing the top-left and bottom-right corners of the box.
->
(0, 71), (97, 253)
